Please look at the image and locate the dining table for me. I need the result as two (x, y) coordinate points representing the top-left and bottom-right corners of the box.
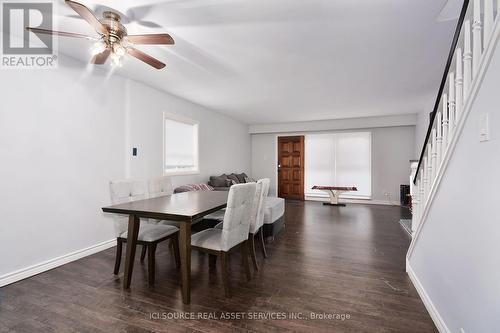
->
(102, 190), (229, 304)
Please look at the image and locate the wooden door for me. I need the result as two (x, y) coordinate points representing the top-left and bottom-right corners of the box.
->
(277, 136), (305, 200)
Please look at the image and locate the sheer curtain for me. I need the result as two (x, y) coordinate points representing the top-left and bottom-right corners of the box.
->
(305, 132), (371, 199)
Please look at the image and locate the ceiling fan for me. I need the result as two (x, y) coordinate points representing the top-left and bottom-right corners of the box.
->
(26, 0), (174, 69)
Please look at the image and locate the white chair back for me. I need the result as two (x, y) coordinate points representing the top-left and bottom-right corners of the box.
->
(148, 176), (173, 198)
(261, 178), (270, 197)
(221, 183), (257, 251)
(109, 180), (148, 236)
(248, 181), (264, 234)
(249, 178), (270, 234)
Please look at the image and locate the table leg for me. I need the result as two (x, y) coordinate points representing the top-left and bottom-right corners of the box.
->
(123, 214), (140, 289)
(322, 190), (346, 206)
(328, 190), (338, 204)
(179, 221), (191, 304)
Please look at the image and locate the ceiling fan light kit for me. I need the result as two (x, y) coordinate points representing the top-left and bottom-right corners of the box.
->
(90, 40), (106, 56)
(26, 0), (174, 70)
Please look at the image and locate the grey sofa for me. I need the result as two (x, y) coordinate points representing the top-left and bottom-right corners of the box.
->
(208, 172), (254, 191)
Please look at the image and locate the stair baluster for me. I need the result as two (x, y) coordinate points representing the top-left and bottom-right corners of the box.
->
(442, 94), (449, 152)
(455, 48), (464, 122)
(427, 143), (433, 194)
(484, 0), (494, 46)
(448, 73), (456, 140)
(472, 0), (482, 76)
(431, 129), (437, 184)
(463, 20), (473, 101)
(419, 171), (425, 213)
(436, 111), (443, 169)
(412, 185), (419, 233)
(423, 156), (428, 205)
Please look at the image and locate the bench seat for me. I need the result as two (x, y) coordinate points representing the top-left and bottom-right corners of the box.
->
(262, 197), (285, 239)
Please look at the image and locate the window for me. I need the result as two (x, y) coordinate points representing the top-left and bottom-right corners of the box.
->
(163, 113), (199, 175)
(305, 132), (371, 199)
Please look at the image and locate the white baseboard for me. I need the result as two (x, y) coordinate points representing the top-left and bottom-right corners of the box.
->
(0, 239), (116, 287)
(406, 259), (450, 333)
(305, 196), (399, 206)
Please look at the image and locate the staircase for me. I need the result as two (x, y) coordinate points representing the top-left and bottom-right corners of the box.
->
(405, 2), (500, 330)
(408, 0), (500, 250)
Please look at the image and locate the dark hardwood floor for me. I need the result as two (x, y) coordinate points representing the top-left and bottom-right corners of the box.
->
(0, 201), (437, 332)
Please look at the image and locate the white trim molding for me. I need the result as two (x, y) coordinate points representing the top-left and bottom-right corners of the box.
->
(407, 259), (450, 333)
(407, 16), (500, 259)
(249, 114), (417, 134)
(306, 195), (398, 206)
(0, 239), (116, 287)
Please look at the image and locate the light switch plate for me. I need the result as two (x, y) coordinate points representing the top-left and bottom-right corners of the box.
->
(479, 113), (489, 142)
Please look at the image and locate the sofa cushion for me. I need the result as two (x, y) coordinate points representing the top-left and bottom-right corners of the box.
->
(209, 175), (228, 187)
(191, 228), (223, 251)
(263, 197), (285, 224)
(120, 224), (178, 242)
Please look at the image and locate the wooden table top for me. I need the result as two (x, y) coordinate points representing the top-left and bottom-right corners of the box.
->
(102, 190), (229, 222)
(312, 186), (358, 191)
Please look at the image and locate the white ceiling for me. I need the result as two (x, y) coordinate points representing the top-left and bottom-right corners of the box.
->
(45, 0), (460, 124)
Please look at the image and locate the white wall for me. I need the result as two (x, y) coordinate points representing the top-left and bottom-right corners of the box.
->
(124, 80), (251, 188)
(0, 58), (125, 280)
(409, 38), (500, 332)
(251, 126), (415, 203)
(0, 56), (251, 284)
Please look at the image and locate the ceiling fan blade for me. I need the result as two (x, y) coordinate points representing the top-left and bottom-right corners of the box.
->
(126, 34), (174, 45)
(127, 47), (166, 69)
(65, 0), (108, 36)
(90, 49), (110, 64)
(26, 27), (97, 40)
(135, 21), (162, 28)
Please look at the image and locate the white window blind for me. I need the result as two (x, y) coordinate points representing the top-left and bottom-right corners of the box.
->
(164, 116), (199, 175)
(305, 134), (336, 194)
(305, 132), (371, 199)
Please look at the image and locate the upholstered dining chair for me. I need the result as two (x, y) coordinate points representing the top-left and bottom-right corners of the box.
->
(148, 176), (180, 226)
(212, 178), (269, 271)
(248, 178), (269, 270)
(148, 176), (203, 229)
(190, 183), (257, 297)
(109, 179), (180, 286)
(148, 175), (174, 198)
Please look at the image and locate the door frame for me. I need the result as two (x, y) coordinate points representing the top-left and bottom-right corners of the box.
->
(271, 133), (303, 198)
(277, 135), (305, 200)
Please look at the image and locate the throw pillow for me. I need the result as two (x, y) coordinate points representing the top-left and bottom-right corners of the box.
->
(227, 174), (240, 184)
(209, 175), (228, 187)
(236, 173), (247, 183)
(244, 176), (256, 183)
